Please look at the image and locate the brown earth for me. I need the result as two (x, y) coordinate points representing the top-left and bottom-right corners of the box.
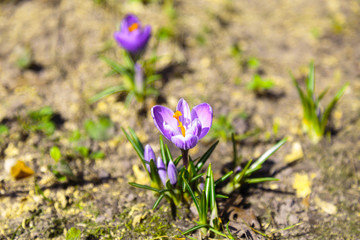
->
(0, 0), (359, 239)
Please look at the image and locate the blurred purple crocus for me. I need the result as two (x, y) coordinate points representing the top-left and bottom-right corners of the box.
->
(151, 98), (213, 151)
(114, 14), (151, 56)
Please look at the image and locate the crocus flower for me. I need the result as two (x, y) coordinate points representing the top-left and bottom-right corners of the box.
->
(144, 144), (156, 172)
(151, 98), (213, 150)
(157, 157), (167, 186)
(167, 159), (177, 185)
(143, 144), (178, 186)
(114, 14), (151, 55)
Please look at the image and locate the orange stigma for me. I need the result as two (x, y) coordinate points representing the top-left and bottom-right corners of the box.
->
(128, 22), (139, 32)
(173, 111), (186, 137)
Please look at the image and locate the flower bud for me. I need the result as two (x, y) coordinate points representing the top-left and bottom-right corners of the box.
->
(156, 157), (167, 186)
(167, 159), (178, 185)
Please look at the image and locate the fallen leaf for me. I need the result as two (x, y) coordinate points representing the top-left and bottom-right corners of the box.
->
(132, 165), (150, 185)
(284, 142), (303, 163)
(10, 160), (34, 180)
(314, 196), (337, 215)
(293, 173), (311, 198)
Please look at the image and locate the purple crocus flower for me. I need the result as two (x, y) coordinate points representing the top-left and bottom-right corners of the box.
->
(114, 14), (151, 54)
(157, 157), (167, 186)
(151, 98), (213, 150)
(167, 159), (177, 185)
(144, 144), (156, 173)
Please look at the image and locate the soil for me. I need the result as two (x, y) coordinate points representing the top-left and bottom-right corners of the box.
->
(0, 0), (359, 239)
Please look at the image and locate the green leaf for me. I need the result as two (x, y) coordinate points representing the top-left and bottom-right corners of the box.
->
(182, 224), (209, 235)
(101, 56), (132, 76)
(208, 227), (227, 237)
(307, 61), (315, 97)
(129, 128), (144, 154)
(128, 182), (161, 193)
(248, 138), (286, 172)
(173, 155), (182, 166)
(215, 194), (228, 199)
(159, 135), (167, 165)
(320, 83), (348, 133)
(50, 146), (61, 162)
(183, 177), (200, 214)
(152, 193), (165, 210)
(190, 173), (205, 183)
(75, 146), (89, 158)
(196, 140), (219, 171)
(246, 177), (279, 184)
(89, 85), (127, 104)
(214, 170), (233, 186)
(66, 227), (81, 240)
(165, 145), (173, 165)
(121, 128), (144, 161)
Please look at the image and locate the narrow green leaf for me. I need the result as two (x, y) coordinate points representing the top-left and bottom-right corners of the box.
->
(183, 177), (200, 214)
(208, 227), (227, 237)
(150, 159), (161, 186)
(159, 135), (167, 165)
(182, 224), (209, 235)
(214, 170), (233, 186)
(317, 87), (329, 102)
(152, 193), (165, 209)
(248, 138), (286, 172)
(196, 140), (219, 171)
(307, 61), (315, 97)
(165, 144), (173, 164)
(320, 83), (348, 133)
(234, 159), (252, 183)
(121, 128), (144, 160)
(89, 85), (127, 104)
(215, 194), (229, 199)
(128, 182), (161, 193)
(174, 155), (182, 166)
(129, 128), (144, 154)
(101, 56), (131, 76)
(246, 177), (279, 184)
(190, 173), (205, 183)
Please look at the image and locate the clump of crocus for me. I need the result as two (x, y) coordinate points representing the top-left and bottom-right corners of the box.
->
(91, 14), (160, 107)
(151, 98), (213, 168)
(143, 144), (178, 187)
(291, 62), (348, 143)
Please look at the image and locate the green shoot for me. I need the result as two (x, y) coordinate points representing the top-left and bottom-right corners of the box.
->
(292, 62), (348, 143)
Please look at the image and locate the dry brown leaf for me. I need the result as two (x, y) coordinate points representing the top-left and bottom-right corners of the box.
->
(10, 160), (34, 180)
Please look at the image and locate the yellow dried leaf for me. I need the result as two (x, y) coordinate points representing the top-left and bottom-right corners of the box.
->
(314, 196), (337, 215)
(293, 173), (312, 198)
(132, 165), (149, 185)
(284, 142), (304, 163)
(10, 161), (34, 180)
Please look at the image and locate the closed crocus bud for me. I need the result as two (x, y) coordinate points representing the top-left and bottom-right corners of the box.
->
(167, 160), (177, 186)
(144, 144), (155, 173)
(134, 63), (144, 94)
(156, 157), (167, 186)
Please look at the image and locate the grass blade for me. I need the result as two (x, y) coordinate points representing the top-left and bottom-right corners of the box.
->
(214, 170), (233, 187)
(246, 177), (279, 184)
(152, 193), (165, 209)
(182, 224), (209, 235)
(183, 177), (200, 214)
(129, 127), (144, 154)
(128, 182), (161, 192)
(89, 85), (127, 104)
(248, 138), (286, 172)
(196, 140), (219, 171)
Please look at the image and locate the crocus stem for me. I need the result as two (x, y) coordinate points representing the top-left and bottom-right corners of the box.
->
(181, 149), (189, 169)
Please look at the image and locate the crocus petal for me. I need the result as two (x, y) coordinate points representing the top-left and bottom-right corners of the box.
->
(191, 103), (213, 139)
(156, 157), (167, 186)
(167, 160), (177, 185)
(176, 98), (191, 128)
(114, 26), (151, 53)
(151, 105), (178, 141)
(144, 144), (155, 173)
(120, 14), (140, 32)
(186, 119), (202, 138)
(171, 134), (198, 150)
